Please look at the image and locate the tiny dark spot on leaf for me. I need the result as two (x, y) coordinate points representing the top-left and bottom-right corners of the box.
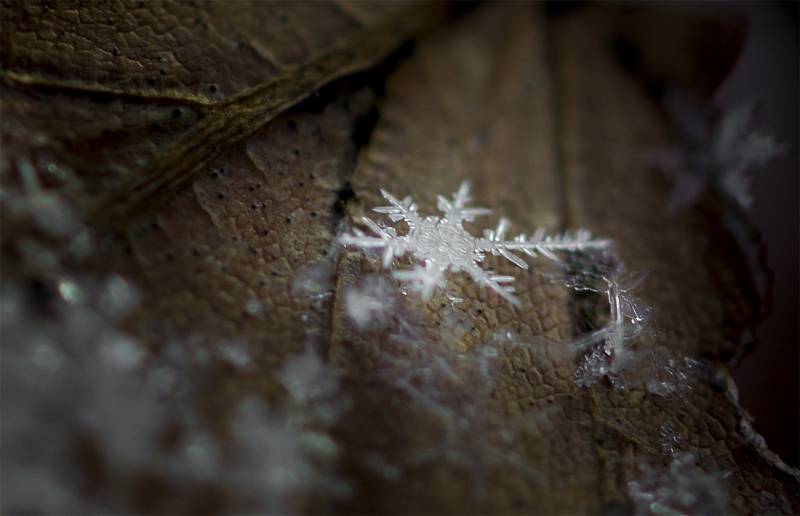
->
(285, 218), (291, 224)
(172, 108), (181, 119)
(287, 120), (297, 130)
(217, 193), (224, 199)
(209, 85), (218, 93)
(147, 77), (156, 87)
(334, 181), (355, 215)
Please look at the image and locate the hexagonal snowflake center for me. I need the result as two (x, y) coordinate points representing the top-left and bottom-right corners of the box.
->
(411, 219), (478, 268)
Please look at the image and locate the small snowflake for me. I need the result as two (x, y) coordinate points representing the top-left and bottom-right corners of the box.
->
(340, 182), (610, 305)
(649, 95), (788, 211)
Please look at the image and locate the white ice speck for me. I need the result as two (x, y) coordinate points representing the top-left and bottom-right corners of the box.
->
(340, 182), (610, 305)
(217, 340), (253, 370)
(244, 299), (263, 316)
(344, 276), (395, 329)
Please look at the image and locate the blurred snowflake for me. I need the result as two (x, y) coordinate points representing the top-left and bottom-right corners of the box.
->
(340, 182), (610, 305)
(648, 95), (788, 211)
(628, 453), (728, 515)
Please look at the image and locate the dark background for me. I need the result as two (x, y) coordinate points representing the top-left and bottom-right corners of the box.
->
(713, 1), (799, 468)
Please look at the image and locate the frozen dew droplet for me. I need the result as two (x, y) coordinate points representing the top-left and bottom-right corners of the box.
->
(99, 275), (139, 318)
(100, 333), (144, 370)
(244, 300), (263, 316)
(57, 278), (83, 305)
(217, 341), (253, 370)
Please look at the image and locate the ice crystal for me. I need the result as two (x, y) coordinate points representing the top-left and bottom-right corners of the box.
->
(572, 272), (650, 387)
(228, 397), (349, 513)
(659, 422), (685, 457)
(628, 453), (728, 515)
(340, 182), (610, 305)
(645, 356), (706, 398)
(351, 313), (541, 492)
(649, 95), (788, 211)
(344, 275), (396, 329)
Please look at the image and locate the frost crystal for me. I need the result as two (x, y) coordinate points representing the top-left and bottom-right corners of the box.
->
(340, 182), (610, 305)
(572, 272), (650, 387)
(649, 95), (788, 211)
(344, 276), (396, 329)
(628, 453), (728, 515)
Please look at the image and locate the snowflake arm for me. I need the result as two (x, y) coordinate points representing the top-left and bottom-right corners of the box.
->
(339, 218), (407, 269)
(462, 262), (519, 305)
(436, 181), (492, 224)
(392, 262), (446, 300)
(372, 189), (422, 230)
(713, 103), (788, 208)
(480, 218), (612, 265)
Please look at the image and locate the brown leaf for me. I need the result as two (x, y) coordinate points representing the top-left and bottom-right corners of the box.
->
(2, 2), (796, 514)
(0, 1), (446, 231)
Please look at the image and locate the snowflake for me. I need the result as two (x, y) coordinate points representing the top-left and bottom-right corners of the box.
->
(339, 182), (610, 305)
(649, 95), (788, 211)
